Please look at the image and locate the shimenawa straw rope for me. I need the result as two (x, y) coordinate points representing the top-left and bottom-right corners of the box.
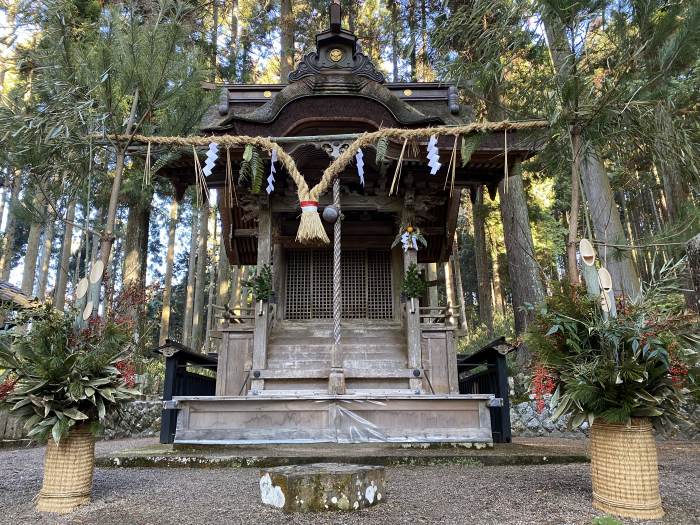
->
(103, 120), (548, 244)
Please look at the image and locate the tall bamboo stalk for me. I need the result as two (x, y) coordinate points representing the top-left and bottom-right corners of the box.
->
(54, 199), (76, 310)
(36, 220), (55, 299)
(21, 194), (44, 296)
(0, 174), (21, 280)
(473, 187), (493, 334)
(182, 203), (199, 346)
(159, 199), (179, 345)
(191, 198), (210, 351)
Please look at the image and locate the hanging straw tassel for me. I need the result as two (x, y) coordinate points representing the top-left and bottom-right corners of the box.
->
(296, 200), (330, 244)
(142, 141), (152, 189)
(389, 138), (408, 196)
(192, 145), (209, 207)
(225, 146), (238, 207)
(444, 135), (458, 195)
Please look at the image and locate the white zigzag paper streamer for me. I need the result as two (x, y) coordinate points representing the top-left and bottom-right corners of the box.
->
(400, 232), (419, 252)
(266, 148), (278, 194)
(401, 232), (410, 252)
(203, 143), (219, 177)
(356, 149), (365, 186)
(427, 135), (441, 175)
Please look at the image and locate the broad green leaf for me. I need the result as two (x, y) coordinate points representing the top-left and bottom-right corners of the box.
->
(52, 420), (63, 444)
(243, 144), (253, 162)
(63, 408), (89, 420)
(96, 397), (106, 419)
(545, 325), (560, 336)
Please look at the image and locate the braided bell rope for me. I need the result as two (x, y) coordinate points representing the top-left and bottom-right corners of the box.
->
(108, 119), (548, 203)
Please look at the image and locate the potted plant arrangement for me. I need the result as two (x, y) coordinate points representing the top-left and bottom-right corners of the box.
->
(0, 306), (138, 514)
(527, 262), (699, 519)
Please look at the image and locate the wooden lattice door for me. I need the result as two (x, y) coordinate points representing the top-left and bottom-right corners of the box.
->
(285, 249), (393, 320)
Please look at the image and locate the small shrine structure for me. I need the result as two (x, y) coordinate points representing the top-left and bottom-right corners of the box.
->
(161, 1), (540, 445)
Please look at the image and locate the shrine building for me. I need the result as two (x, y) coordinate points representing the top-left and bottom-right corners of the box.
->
(161, 1), (539, 445)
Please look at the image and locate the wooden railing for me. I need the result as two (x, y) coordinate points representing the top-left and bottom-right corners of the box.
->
(214, 304), (256, 325)
(419, 305), (461, 327)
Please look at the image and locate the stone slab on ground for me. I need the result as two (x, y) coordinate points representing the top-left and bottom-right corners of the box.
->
(95, 439), (589, 468)
(260, 463), (385, 512)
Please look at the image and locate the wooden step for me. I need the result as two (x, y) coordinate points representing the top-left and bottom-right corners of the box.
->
(267, 357), (407, 371)
(268, 335), (406, 346)
(252, 368), (423, 380)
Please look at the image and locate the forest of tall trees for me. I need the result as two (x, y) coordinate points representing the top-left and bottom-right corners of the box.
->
(0, 0), (697, 372)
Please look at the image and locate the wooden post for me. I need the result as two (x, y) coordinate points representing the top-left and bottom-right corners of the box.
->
(452, 238), (469, 331)
(251, 199), (271, 392)
(687, 233), (700, 313)
(444, 259), (456, 326)
(402, 191), (422, 393)
(425, 263), (438, 324)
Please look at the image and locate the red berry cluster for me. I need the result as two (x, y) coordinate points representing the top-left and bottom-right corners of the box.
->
(115, 360), (137, 388)
(0, 375), (18, 401)
(532, 365), (557, 413)
(670, 358), (689, 387)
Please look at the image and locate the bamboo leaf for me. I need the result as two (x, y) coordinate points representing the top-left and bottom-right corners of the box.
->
(243, 144), (253, 162)
(460, 133), (481, 167)
(250, 148), (264, 194)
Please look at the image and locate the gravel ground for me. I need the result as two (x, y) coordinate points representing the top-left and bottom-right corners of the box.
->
(1, 438), (698, 525)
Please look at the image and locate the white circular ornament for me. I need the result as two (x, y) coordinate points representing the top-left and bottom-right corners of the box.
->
(89, 260), (104, 284)
(579, 238), (596, 267)
(76, 278), (89, 299)
(598, 267), (613, 292)
(82, 301), (94, 321)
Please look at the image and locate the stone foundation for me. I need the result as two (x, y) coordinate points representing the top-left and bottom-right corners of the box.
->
(3, 398), (699, 445)
(510, 399), (700, 440)
(259, 463), (385, 512)
(102, 400), (162, 439)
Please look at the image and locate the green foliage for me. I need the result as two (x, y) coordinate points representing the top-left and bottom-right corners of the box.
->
(242, 264), (273, 302)
(526, 262), (700, 431)
(460, 133), (482, 167)
(401, 263), (427, 299)
(457, 313), (516, 355)
(0, 306), (138, 443)
(239, 145), (266, 194)
(0, 0), (210, 214)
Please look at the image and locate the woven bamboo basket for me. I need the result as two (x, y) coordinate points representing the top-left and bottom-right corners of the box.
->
(590, 417), (664, 519)
(36, 425), (95, 514)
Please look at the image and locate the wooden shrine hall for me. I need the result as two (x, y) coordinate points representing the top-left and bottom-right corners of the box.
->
(161, 1), (540, 445)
